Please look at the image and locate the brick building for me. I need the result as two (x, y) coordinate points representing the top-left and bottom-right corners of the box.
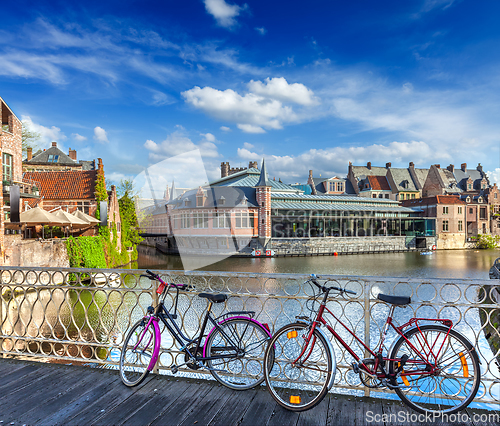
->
(24, 142), (95, 172)
(348, 162), (428, 201)
(403, 195), (466, 249)
(423, 163), (491, 239)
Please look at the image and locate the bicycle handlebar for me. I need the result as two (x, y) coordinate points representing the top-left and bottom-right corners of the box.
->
(141, 270), (195, 293)
(309, 274), (356, 295)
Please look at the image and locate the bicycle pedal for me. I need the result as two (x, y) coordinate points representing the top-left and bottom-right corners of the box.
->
(171, 365), (178, 374)
(352, 362), (360, 374)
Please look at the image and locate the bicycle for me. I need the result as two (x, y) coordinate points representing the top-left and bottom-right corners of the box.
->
(119, 269), (272, 390)
(263, 274), (481, 414)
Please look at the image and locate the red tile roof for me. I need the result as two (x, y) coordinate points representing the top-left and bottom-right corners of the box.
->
(23, 171), (97, 200)
(402, 195), (465, 207)
(367, 175), (391, 191)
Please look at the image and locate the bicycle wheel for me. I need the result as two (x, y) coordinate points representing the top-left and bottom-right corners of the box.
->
(389, 324), (480, 415)
(119, 318), (156, 387)
(205, 318), (271, 390)
(264, 323), (333, 412)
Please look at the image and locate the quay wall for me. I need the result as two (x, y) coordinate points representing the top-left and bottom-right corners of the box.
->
(2, 235), (70, 267)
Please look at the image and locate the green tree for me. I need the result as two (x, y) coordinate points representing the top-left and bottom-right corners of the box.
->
(117, 178), (136, 198)
(22, 121), (41, 157)
(119, 190), (143, 246)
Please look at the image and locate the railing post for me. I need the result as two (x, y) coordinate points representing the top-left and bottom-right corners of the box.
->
(152, 277), (160, 375)
(363, 279), (371, 397)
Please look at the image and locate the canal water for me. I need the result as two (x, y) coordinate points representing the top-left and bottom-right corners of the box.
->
(136, 245), (500, 279)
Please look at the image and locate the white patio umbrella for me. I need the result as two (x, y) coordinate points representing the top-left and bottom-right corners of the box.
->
(73, 209), (100, 225)
(54, 210), (89, 229)
(20, 207), (70, 238)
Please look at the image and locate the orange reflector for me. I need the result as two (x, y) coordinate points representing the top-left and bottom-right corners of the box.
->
(287, 330), (298, 339)
(398, 362), (410, 386)
(459, 352), (469, 378)
(290, 395), (301, 404)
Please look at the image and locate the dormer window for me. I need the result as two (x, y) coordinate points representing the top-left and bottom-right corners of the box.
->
(466, 196), (471, 203)
(47, 154), (59, 163)
(478, 197), (483, 203)
(184, 199), (191, 206)
(218, 196), (225, 205)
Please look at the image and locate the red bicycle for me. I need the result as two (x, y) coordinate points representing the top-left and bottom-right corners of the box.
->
(263, 274), (481, 414)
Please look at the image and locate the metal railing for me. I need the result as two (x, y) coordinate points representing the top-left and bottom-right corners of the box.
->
(0, 266), (499, 404)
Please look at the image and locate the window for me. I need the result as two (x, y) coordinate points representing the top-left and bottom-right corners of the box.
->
(443, 220), (449, 232)
(193, 212), (209, 228)
(329, 182), (335, 192)
(495, 193), (498, 199)
(2, 153), (12, 182)
(458, 206), (462, 214)
(235, 211), (254, 228)
(400, 194), (405, 200)
(213, 212), (231, 228)
(372, 194), (377, 198)
(47, 154), (59, 163)
(181, 213), (190, 228)
(469, 207), (473, 214)
(458, 220), (463, 231)
(385, 194), (389, 199)
(480, 207), (486, 220)
(467, 183), (472, 190)
(443, 206), (449, 214)
(77, 201), (90, 214)
(337, 182), (343, 192)
(411, 194), (416, 199)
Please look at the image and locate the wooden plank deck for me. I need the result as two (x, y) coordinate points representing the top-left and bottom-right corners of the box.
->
(0, 359), (497, 425)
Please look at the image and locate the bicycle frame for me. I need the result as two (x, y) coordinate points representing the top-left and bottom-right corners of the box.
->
(141, 278), (271, 372)
(301, 289), (454, 381)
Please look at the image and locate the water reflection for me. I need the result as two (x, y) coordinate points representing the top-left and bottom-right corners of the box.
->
(137, 245), (499, 279)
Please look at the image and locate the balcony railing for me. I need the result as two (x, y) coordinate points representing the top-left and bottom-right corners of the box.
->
(2, 174), (40, 197)
(0, 267), (499, 405)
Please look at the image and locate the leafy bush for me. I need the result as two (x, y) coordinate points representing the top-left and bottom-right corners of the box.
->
(472, 234), (500, 249)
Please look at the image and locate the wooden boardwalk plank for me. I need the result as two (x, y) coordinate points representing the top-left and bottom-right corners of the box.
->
(208, 388), (258, 426)
(122, 376), (194, 426)
(16, 368), (109, 425)
(296, 396), (329, 426)
(239, 388), (277, 426)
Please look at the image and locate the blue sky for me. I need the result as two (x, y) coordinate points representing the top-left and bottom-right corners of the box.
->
(2, 0), (499, 185)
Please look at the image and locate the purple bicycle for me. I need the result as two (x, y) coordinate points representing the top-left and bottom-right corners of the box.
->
(119, 269), (273, 390)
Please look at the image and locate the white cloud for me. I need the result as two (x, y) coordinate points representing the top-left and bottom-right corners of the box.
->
(220, 126), (231, 132)
(487, 168), (500, 185)
(93, 126), (109, 143)
(144, 130), (220, 162)
(71, 133), (87, 142)
(182, 79), (318, 132)
(255, 27), (266, 35)
(21, 115), (67, 145)
(247, 77), (318, 106)
(237, 124), (266, 133)
(236, 140), (446, 183)
(243, 142), (254, 149)
(203, 0), (247, 28)
(200, 132), (216, 142)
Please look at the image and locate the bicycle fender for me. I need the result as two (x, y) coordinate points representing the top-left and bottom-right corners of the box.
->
(202, 316), (272, 357)
(147, 317), (161, 371)
(314, 326), (336, 390)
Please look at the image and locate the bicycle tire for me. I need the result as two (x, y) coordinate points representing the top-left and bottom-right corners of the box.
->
(389, 324), (481, 415)
(264, 322), (333, 411)
(119, 318), (156, 387)
(205, 318), (271, 390)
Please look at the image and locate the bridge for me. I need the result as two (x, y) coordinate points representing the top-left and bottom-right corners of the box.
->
(1, 267), (499, 424)
(1, 358), (497, 425)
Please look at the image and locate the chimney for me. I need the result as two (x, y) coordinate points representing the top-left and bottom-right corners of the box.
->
(68, 148), (77, 161)
(435, 164), (440, 168)
(51, 142), (57, 147)
(477, 163), (483, 173)
(249, 161), (258, 169)
(409, 162), (414, 168)
(461, 163), (467, 172)
(386, 162), (391, 169)
(27, 147), (32, 161)
(367, 162), (371, 170)
(97, 158), (104, 172)
(447, 164), (454, 173)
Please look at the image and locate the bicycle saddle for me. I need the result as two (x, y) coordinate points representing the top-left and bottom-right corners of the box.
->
(198, 293), (228, 303)
(377, 293), (411, 305)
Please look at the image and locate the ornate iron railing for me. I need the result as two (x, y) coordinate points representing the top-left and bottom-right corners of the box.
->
(0, 266), (499, 404)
